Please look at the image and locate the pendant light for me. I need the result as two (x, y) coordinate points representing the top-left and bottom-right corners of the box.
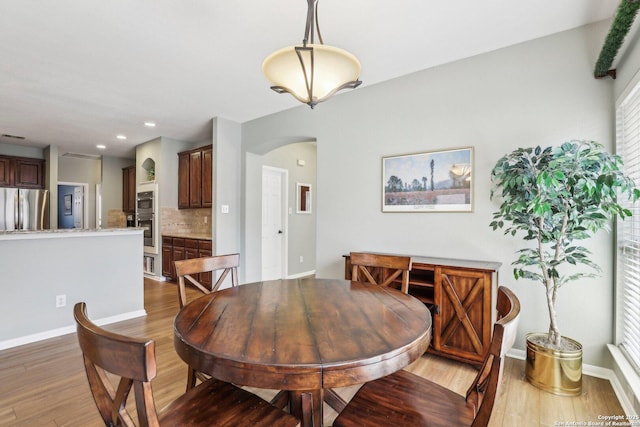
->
(262, 0), (362, 108)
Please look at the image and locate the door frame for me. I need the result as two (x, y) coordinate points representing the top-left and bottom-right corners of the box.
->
(58, 181), (89, 229)
(261, 166), (289, 280)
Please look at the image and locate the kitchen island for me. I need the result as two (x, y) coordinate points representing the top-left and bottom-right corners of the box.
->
(0, 228), (145, 349)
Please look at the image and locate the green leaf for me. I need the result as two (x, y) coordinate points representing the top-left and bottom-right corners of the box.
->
(489, 139), (640, 308)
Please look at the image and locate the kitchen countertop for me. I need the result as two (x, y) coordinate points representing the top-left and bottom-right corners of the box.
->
(162, 232), (212, 240)
(0, 227), (143, 241)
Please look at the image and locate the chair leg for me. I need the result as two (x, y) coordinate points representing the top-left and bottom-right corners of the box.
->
(289, 390), (323, 427)
(186, 367), (198, 391)
(324, 388), (347, 413)
(270, 390), (289, 410)
(301, 392), (314, 427)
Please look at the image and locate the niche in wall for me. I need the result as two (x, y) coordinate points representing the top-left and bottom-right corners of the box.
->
(142, 158), (155, 181)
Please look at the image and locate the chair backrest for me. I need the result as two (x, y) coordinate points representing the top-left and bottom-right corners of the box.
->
(466, 286), (520, 427)
(74, 302), (160, 426)
(349, 252), (412, 293)
(174, 253), (240, 308)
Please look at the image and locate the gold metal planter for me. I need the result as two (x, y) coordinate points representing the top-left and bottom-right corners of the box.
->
(525, 333), (582, 396)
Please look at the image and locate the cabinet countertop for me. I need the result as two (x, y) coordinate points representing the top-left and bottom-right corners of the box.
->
(162, 232), (212, 241)
(344, 252), (501, 271)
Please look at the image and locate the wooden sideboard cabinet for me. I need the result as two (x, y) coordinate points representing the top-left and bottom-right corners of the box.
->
(162, 236), (213, 286)
(344, 254), (500, 366)
(0, 155), (45, 189)
(178, 145), (212, 209)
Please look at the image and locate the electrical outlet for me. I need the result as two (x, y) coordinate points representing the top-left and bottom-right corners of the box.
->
(204, 216), (208, 224)
(299, 255), (304, 263)
(55, 294), (66, 308)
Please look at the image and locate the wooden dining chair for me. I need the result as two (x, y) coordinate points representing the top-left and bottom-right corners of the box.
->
(350, 252), (412, 293)
(333, 286), (520, 427)
(322, 252), (414, 414)
(175, 253), (239, 308)
(74, 302), (300, 427)
(174, 253), (240, 390)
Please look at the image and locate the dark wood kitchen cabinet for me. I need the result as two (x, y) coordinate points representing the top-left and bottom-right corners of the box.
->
(122, 166), (136, 214)
(344, 253), (500, 366)
(171, 238), (186, 279)
(201, 147), (213, 207)
(0, 155), (45, 189)
(162, 235), (213, 286)
(197, 240), (213, 287)
(162, 237), (174, 279)
(0, 157), (11, 186)
(178, 145), (212, 209)
(178, 153), (190, 209)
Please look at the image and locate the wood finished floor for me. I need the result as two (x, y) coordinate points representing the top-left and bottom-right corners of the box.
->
(0, 278), (625, 426)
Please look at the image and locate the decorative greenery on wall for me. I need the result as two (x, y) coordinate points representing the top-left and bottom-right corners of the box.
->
(594, 0), (640, 79)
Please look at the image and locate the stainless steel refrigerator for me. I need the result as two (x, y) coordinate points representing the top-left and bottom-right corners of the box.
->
(0, 188), (49, 231)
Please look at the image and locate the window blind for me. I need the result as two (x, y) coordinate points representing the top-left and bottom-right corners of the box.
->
(617, 82), (640, 371)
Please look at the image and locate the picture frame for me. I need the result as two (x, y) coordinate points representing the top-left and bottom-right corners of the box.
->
(296, 183), (312, 214)
(382, 147), (473, 212)
(64, 194), (72, 216)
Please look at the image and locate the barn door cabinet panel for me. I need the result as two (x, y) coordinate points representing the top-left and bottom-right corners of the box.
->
(344, 254), (500, 366)
(0, 155), (45, 189)
(431, 265), (495, 365)
(178, 145), (212, 209)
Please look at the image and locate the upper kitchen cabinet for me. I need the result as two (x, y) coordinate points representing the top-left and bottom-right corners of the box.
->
(0, 157), (10, 186)
(178, 145), (212, 209)
(0, 155), (45, 189)
(122, 165), (136, 214)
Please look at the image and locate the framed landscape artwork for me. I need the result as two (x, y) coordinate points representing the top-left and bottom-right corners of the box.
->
(382, 147), (473, 212)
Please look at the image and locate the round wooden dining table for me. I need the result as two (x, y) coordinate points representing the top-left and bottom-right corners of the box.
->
(173, 278), (432, 427)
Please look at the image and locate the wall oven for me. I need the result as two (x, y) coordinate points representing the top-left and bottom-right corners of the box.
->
(138, 214), (154, 247)
(137, 190), (154, 216)
(136, 188), (156, 252)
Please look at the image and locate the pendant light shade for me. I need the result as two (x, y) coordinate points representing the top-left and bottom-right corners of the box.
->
(262, 0), (362, 108)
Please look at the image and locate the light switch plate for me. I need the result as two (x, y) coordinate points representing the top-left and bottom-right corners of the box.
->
(221, 205), (229, 214)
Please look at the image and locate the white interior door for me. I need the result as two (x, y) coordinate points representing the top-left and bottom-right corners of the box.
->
(262, 167), (287, 280)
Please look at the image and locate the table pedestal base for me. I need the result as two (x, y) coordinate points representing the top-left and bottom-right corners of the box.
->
(289, 389), (323, 427)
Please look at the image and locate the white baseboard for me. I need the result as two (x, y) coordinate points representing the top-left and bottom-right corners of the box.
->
(508, 347), (635, 416)
(144, 273), (166, 281)
(0, 309), (147, 351)
(287, 270), (316, 279)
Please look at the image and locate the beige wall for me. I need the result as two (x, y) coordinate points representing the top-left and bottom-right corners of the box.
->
(242, 21), (615, 367)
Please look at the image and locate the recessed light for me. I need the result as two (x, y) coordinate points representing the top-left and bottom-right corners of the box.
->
(144, 122), (156, 127)
(96, 144), (106, 149)
(116, 135), (127, 140)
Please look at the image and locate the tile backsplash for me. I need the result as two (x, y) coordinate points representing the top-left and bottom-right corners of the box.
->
(161, 207), (212, 235)
(106, 209), (127, 228)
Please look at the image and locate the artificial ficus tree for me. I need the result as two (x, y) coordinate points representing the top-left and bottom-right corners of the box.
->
(490, 140), (639, 348)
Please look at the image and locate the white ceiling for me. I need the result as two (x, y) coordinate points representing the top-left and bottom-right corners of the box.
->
(0, 0), (620, 158)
